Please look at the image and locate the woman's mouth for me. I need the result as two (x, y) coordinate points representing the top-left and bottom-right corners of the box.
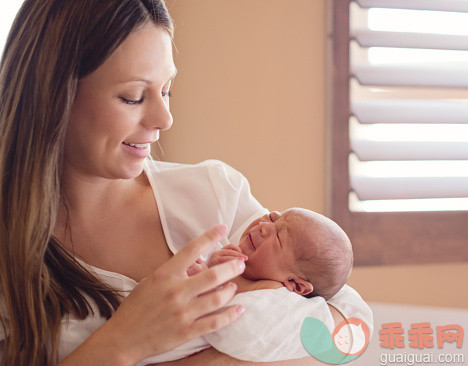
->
(123, 141), (151, 149)
(122, 141), (151, 158)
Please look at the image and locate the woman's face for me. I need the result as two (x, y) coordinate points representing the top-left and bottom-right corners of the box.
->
(65, 24), (176, 180)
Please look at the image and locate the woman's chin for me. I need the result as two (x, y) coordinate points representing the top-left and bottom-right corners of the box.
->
(119, 167), (145, 180)
(115, 159), (147, 179)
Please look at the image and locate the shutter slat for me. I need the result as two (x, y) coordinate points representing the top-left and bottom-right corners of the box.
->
(352, 64), (468, 88)
(350, 176), (468, 200)
(351, 139), (468, 161)
(351, 29), (468, 51)
(352, 100), (468, 124)
(349, 193), (468, 212)
(349, 156), (468, 200)
(354, 0), (468, 13)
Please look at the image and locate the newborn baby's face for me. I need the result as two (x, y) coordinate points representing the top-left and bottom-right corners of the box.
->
(238, 210), (297, 281)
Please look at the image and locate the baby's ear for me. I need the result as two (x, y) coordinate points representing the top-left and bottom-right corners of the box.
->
(282, 278), (313, 296)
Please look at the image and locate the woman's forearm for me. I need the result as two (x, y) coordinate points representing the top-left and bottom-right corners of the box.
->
(61, 304), (344, 366)
(57, 321), (133, 366)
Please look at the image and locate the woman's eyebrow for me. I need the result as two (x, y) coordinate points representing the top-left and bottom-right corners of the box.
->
(117, 67), (177, 85)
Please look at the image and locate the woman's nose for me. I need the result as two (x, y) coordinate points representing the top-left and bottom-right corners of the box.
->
(143, 96), (173, 131)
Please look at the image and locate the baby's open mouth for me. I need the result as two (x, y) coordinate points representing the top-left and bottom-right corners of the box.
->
(248, 233), (256, 251)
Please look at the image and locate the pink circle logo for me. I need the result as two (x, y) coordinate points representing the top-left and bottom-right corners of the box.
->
(332, 318), (370, 356)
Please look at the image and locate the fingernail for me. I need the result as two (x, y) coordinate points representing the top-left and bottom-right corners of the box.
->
(236, 305), (245, 315)
(215, 225), (227, 236)
(237, 261), (245, 272)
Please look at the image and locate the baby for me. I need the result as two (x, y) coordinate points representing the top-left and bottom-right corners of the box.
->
(138, 208), (354, 364)
(207, 208), (353, 300)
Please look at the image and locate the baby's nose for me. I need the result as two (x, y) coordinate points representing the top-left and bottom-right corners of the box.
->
(259, 222), (275, 237)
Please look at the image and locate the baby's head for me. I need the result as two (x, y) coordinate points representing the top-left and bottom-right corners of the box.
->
(238, 208), (353, 300)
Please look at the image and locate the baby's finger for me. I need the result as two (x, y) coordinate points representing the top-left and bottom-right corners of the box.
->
(187, 263), (206, 277)
(218, 250), (247, 261)
(208, 256), (238, 267)
(166, 225), (227, 274)
(187, 260), (245, 297)
(222, 244), (242, 253)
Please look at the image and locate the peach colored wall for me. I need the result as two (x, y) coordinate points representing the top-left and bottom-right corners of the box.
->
(348, 263), (468, 309)
(160, 0), (327, 213)
(161, 1), (468, 309)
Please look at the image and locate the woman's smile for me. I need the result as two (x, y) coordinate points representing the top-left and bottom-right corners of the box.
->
(122, 141), (152, 158)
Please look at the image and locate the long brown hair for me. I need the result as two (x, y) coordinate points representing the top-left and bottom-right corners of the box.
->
(0, 1), (173, 364)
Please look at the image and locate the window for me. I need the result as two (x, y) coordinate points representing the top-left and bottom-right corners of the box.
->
(0, 1), (24, 55)
(329, 0), (468, 266)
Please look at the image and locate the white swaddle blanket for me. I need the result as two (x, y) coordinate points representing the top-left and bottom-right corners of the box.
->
(137, 285), (373, 364)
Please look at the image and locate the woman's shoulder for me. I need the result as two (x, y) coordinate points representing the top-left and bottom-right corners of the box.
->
(146, 159), (248, 189)
(147, 158), (240, 174)
(144, 159), (265, 248)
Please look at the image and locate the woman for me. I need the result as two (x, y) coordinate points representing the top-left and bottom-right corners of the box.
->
(0, 1), (371, 365)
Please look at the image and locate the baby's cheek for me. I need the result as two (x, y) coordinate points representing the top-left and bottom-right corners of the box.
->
(242, 259), (260, 280)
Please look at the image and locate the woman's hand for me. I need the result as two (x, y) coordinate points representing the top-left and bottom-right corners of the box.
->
(60, 225), (246, 366)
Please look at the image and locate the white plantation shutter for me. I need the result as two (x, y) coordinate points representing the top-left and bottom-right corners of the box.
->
(348, 0), (468, 211)
(329, 0), (468, 265)
(354, 0), (468, 13)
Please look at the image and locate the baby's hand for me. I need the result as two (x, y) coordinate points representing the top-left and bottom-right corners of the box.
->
(207, 244), (248, 267)
(186, 258), (208, 276)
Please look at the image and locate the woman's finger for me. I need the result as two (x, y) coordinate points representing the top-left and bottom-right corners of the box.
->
(189, 281), (238, 319)
(187, 259), (245, 297)
(165, 225), (227, 274)
(187, 304), (245, 340)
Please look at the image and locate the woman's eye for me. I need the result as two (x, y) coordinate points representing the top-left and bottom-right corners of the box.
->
(120, 97), (144, 105)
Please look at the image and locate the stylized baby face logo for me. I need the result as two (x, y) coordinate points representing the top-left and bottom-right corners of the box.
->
(332, 319), (369, 356)
(301, 317), (370, 364)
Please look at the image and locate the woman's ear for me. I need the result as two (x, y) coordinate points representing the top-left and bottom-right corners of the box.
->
(283, 278), (313, 296)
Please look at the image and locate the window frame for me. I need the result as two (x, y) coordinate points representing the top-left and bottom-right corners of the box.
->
(328, 0), (468, 266)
